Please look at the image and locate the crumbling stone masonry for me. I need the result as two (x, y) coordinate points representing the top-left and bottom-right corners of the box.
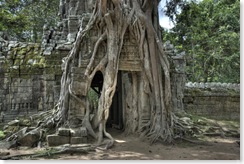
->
(0, 37), (184, 124)
(0, 0), (240, 146)
(184, 82), (240, 120)
(0, 41), (66, 123)
(0, 0), (185, 146)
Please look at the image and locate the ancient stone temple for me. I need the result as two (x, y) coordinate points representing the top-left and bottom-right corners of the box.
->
(0, 1), (184, 122)
(0, 0), (187, 146)
(0, 0), (240, 148)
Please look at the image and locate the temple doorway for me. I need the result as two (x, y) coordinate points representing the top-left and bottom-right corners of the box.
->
(89, 71), (124, 131)
(107, 71), (123, 130)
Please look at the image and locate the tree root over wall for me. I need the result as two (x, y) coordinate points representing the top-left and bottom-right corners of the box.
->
(51, 0), (175, 148)
(0, 1), (239, 151)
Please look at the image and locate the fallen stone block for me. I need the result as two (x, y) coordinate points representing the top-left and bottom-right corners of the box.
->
(18, 127), (41, 147)
(47, 135), (70, 147)
(70, 137), (87, 144)
(18, 133), (39, 147)
(0, 140), (18, 149)
(58, 128), (71, 136)
(7, 120), (19, 126)
(70, 127), (87, 137)
(6, 127), (28, 142)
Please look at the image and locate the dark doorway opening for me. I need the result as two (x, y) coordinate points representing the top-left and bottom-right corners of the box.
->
(107, 71), (123, 130)
(89, 71), (124, 131)
(90, 71), (103, 94)
(88, 71), (103, 119)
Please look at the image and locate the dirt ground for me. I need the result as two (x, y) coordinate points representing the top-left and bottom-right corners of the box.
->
(0, 128), (240, 160)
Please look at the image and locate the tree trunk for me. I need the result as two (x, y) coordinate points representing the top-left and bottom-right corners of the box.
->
(16, 0), (175, 148)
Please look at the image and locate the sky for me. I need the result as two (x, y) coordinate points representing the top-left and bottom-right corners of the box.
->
(158, 0), (175, 30)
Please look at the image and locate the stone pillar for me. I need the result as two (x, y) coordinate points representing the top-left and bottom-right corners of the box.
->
(69, 0), (77, 15)
(68, 67), (87, 127)
(61, 19), (69, 40)
(32, 75), (43, 112)
(43, 74), (56, 111)
(164, 41), (186, 112)
(67, 16), (79, 42)
(171, 53), (186, 112)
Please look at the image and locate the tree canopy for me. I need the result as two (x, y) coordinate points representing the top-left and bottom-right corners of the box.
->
(164, 0), (240, 83)
(0, 0), (59, 42)
(0, 0), (240, 150)
(0, 0), (240, 83)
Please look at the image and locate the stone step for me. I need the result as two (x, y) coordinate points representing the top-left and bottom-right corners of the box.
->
(47, 127), (88, 146)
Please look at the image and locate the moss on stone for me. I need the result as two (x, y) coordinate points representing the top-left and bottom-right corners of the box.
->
(18, 48), (27, 56)
(4, 43), (63, 78)
(185, 88), (202, 96)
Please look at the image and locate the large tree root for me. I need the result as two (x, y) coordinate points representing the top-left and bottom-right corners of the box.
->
(2, 1), (240, 151)
(172, 112), (240, 144)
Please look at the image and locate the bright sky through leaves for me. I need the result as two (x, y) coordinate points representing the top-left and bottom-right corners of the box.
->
(158, 0), (174, 29)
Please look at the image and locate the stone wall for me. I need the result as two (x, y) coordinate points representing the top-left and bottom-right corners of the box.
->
(0, 41), (66, 123)
(0, 38), (240, 125)
(184, 82), (240, 120)
(0, 0), (240, 127)
(0, 76), (42, 123)
(165, 42), (240, 120)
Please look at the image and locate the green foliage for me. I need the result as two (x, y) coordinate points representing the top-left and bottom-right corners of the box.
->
(0, 0), (29, 40)
(0, 130), (5, 140)
(0, 0), (59, 42)
(88, 88), (99, 110)
(164, 0), (240, 83)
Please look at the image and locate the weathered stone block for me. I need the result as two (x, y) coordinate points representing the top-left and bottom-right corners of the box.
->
(70, 137), (87, 144)
(7, 120), (19, 126)
(119, 60), (142, 71)
(71, 73), (85, 81)
(69, 97), (86, 117)
(43, 47), (53, 55)
(44, 74), (55, 81)
(0, 140), (18, 149)
(47, 135), (70, 146)
(18, 132), (40, 147)
(70, 127), (87, 137)
(183, 96), (193, 103)
(230, 112), (239, 120)
(71, 81), (88, 96)
(79, 59), (90, 68)
(71, 67), (85, 74)
(58, 128), (71, 136)
(67, 33), (76, 42)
